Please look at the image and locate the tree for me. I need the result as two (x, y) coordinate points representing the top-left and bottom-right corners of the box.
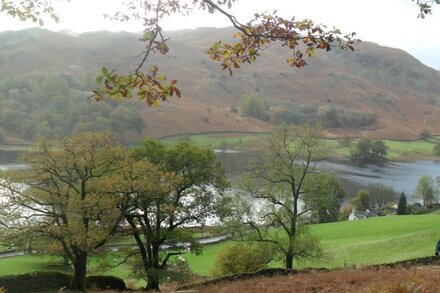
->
(5, 0), (355, 106)
(304, 172), (346, 223)
(91, 1), (356, 104)
(5, 0), (435, 107)
(1, 0), (59, 25)
(0, 133), (129, 291)
(396, 192), (408, 215)
(352, 189), (371, 211)
(371, 140), (388, 160)
(241, 93), (267, 121)
(413, 175), (437, 206)
(117, 139), (229, 291)
(414, 0), (440, 18)
(318, 105), (340, 128)
(350, 137), (388, 162)
(226, 125), (326, 269)
(366, 184), (396, 209)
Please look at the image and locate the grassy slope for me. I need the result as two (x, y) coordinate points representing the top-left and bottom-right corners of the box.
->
(304, 214), (440, 268)
(184, 214), (440, 276)
(1, 215), (439, 280)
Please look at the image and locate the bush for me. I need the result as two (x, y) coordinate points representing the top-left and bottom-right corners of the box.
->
(0, 272), (127, 292)
(211, 243), (273, 277)
(408, 202), (431, 215)
(0, 271), (71, 293)
(338, 136), (351, 147)
(419, 128), (432, 140)
(166, 256), (195, 283)
(433, 142), (440, 156)
(86, 275), (126, 291)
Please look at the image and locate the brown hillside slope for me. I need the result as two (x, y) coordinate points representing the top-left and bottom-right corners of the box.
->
(188, 267), (440, 293)
(1, 28), (439, 138)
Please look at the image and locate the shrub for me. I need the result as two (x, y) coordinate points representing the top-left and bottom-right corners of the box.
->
(166, 256), (195, 283)
(211, 243), (273, 277)
(408, 202), (431, 215)
(0, 271), (71, 293)
(86, 275), (126, 291)
(0, 272), (127, 292)
(340, 203), (354, 221)
(419, 128), (432, 140)
(433, 142), (440, 156)
(338, 136), (351, 147)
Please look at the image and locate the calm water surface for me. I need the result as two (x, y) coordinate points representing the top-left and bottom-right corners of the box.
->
(215, 150), (440, 198)
(2, 149), (439, 199)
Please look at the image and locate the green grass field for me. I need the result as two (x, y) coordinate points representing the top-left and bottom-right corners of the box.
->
(183, 214), (440, 275)
(161, 133), (439, 161)
(1, 215), (439, 281)
(304, 214), (440, 268)
(161, 133), (266, 149)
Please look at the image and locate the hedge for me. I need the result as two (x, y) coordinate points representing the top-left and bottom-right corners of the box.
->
(0, 272), (126, 292)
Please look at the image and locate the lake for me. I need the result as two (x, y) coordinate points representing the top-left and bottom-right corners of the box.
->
(215, 150), (440, 200)
(0, 149), (25, 170)
(2, 148), (439, 200)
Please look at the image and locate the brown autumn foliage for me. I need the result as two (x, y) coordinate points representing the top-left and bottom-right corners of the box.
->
(188, 266), (440, 293)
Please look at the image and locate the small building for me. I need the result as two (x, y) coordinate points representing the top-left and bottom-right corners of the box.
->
(348, 210), (366, 221)
(349, 209), (381, 221)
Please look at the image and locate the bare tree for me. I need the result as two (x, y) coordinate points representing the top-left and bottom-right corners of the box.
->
(226, 125), (326, 269)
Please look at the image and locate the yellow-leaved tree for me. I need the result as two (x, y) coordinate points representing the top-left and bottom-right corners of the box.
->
(0, 132), (130, 291)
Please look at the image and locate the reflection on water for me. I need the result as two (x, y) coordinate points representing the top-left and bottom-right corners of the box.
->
(0, 150), (25, 171)
(216, 150), (440, 199)
(1, 149), (439, 200)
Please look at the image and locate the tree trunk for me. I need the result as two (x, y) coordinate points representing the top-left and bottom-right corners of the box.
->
(71, 252), (88, 292)
(285, 252), (294, 269)
(145, 244), (161, 291)
(145, 272), (160, 291)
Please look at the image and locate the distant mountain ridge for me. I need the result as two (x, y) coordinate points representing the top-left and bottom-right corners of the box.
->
(0, 27), (439, 139)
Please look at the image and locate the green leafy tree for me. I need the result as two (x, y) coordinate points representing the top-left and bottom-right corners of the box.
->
(371, 140), (388, 160)
(226, 125), (326, 269)
(396, 192), (408, 215)
(117, 139), (229, 291)
(241, 94), (267, 120)
(0, 133), (130, 291)
(350, 137), (388, 162)
(352, 189), (371, 211)
(304, 173), (346, 223)
(413, 175), (437, 206)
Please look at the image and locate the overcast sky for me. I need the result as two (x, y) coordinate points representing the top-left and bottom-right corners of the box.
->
(1, 0), (439, 69)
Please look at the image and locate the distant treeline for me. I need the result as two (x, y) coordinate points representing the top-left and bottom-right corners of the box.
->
(0, 75), (145, 143)
(241, 94), (377, 129)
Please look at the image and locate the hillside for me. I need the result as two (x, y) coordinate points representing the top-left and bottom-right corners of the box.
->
(182, 214), (440, 276)
(1, 27), (440, 140)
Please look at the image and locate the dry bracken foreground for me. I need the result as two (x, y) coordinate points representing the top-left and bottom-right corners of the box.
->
(185, 266), (440, 293)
